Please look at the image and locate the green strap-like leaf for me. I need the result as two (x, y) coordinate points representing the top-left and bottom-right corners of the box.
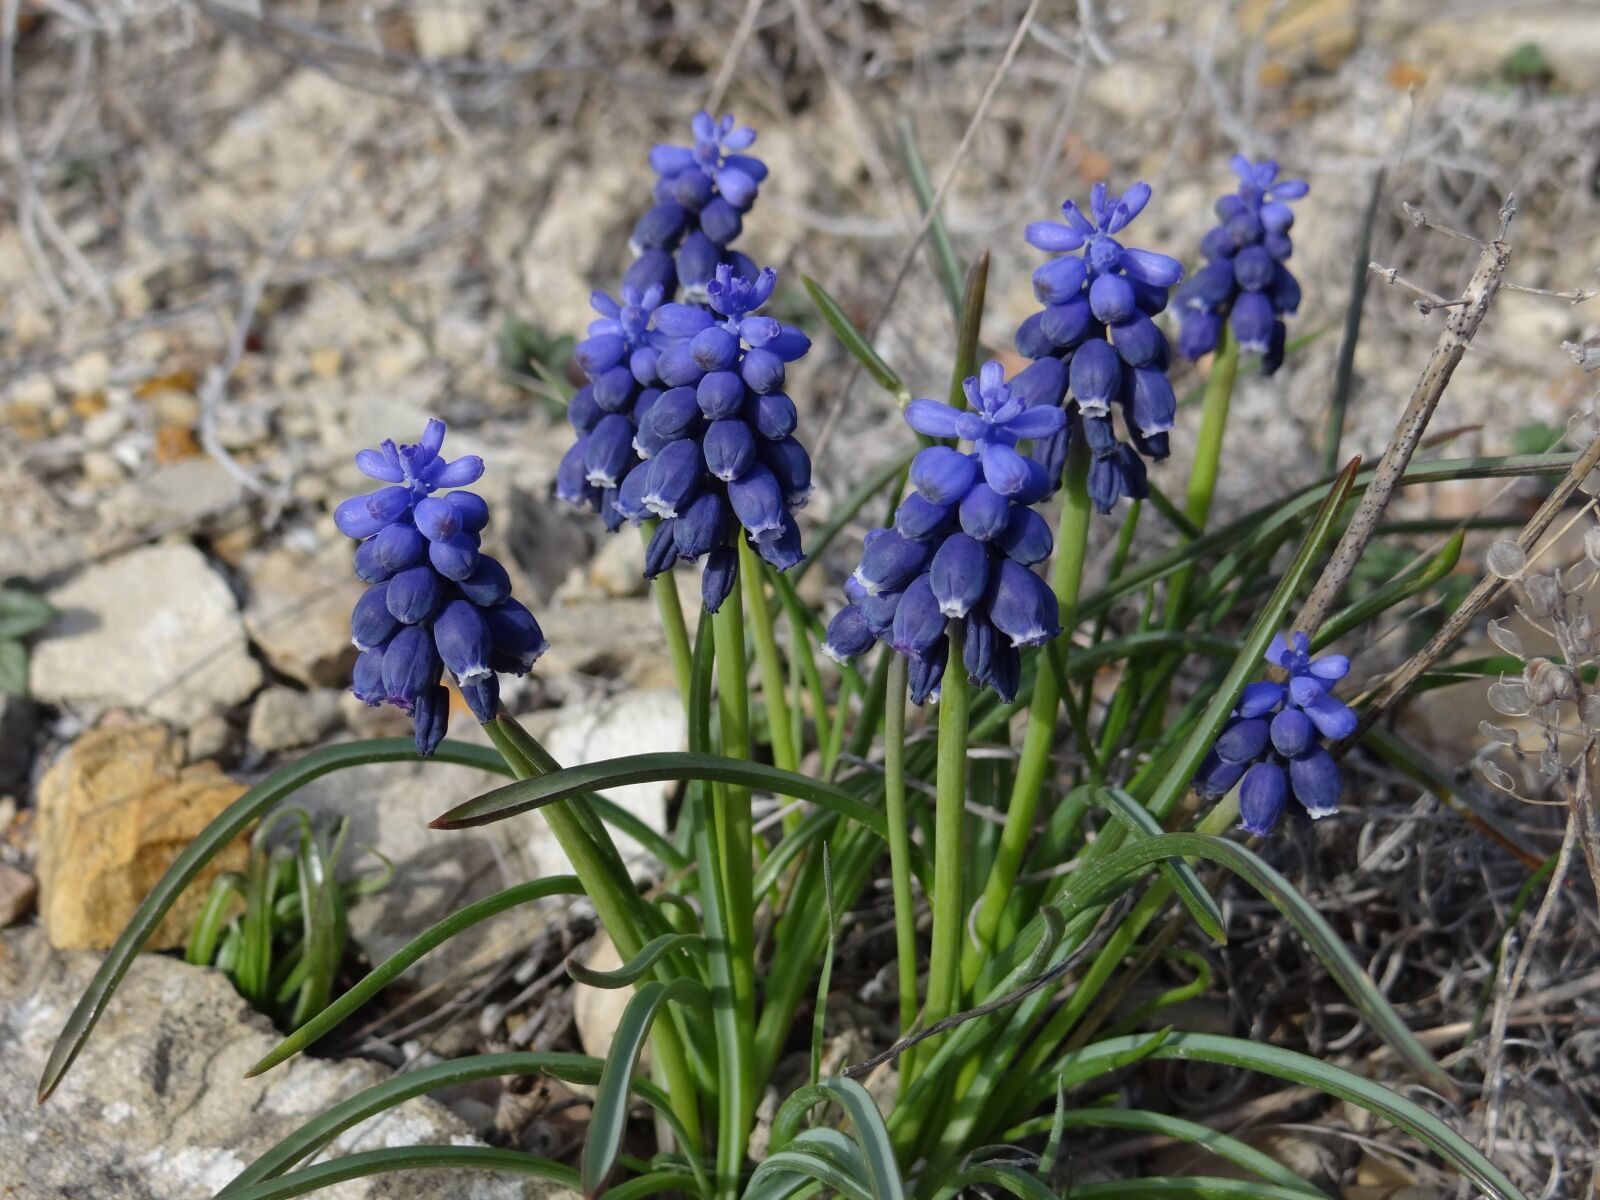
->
(1067, 1178), (1338, 1200)
(583, 976), (710, 1197)
(37, 737), (511, 1103)
(1095, 788), (1225, 943)
(768, 1075), (909, 1200)
(1048, 831), (1452, 1095)
(215, 1146), (578, 1200)
(606, 1170), (704, 1200)
(930, 1163), (1057, 1200)
(801, 276), (910, 406)
(431, 752), (917, 870)
(747, 1129), (874, 1200)
(248, 876), (584, 1076)
(566, 932), (704, 989)
(1035, 1032), (1521, 1199)
(217, 1051), (689, 1195)
(1001, 1109), (1328, 1197)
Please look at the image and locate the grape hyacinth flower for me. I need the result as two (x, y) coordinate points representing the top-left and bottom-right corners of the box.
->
(614, 263), (813, 611)
(1192, 631), (1355, 835)
(1174, 155), (1307, 375)
(822, 361), (1064, 704)
(337, 419), (548, 755)
(631, 111), (767, 300)
(1016, 181), (1185, 514)
(557, 283), (665, 531)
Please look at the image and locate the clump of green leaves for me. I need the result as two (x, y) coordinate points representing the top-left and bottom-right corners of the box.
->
(186, 810), (391, 1031)
(0, 582), (54, 696)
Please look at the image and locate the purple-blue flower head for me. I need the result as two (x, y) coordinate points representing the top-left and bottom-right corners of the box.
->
(643, 110), (769, 295)
(1191, 629), (1350, 834)
(611, 262), (812, 612)
(1017, 180), (1184, 514)
(823, 362), (1062, 704)
(340, 419), (548, 755)
(1176, 155), (1307, 375)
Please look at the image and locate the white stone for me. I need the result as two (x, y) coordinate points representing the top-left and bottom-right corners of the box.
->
(246, 686), (343, 753)
(30, 543), (263, 726)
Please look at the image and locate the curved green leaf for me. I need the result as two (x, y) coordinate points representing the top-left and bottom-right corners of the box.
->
(566, 932), (704, 989)
(1037, 1033), (1522, 1199)
(930, 1163), (1056, 1200)
(1000, 1109), (1328, 1197)
(1096, 788), (1224, 943)
(432, 753), (919, 871)
(37, 737), (510, 1103)
(769, 1075), (909, 1200)
(801, 276), (910, 406)
(216, 1146), (578, 1200)
(747, 1129), (873, 1200)
(584, 976), (710, 1197)
(1048, 832), (1451, 1095)
(1066, 1179), (1337, 1200)
(605, 1169), (703, 1200)
(248, 877), (584, 1076)
(1314, 529), (1464, 650)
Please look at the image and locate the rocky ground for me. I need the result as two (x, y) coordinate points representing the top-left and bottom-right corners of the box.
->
(3, 0), (1600, 1196)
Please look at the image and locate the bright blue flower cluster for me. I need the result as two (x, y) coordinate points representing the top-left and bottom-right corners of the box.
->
(822, 361), (1063, 704)
(558, 283), (666, 531)
(1193, 632), (1354, 835)
(337, 420), (548, 755)
(1175, 156), (1307, 375)
(627, 112), (766, 301)
(1016, 181), (1185, 514)
(615, 264), (813, 610)
(556, 112), (811, 609)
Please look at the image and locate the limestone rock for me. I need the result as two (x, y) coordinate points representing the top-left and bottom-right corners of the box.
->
(243, 541), (365, 688)
(0, 925), (575, 1199)
(30, 543), (263, 726)
(247, 685), (344, 753)
(532, 690), (682, 881)
(34, 722), (250, 951)
(0, 862), (36, 926)
(101, 457), (247, 537)
(292, 742), (550, 984)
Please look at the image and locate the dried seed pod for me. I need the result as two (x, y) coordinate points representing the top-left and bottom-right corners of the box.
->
(1580, 693), (1600, 730)
(1568, 410), (1600, 445)
(1488, 680), (1533, 716)
(1565, 557), (1597, 592)
(1540, 744), (1563, 779)
(1486, 540), (1526, 579)
(1480, 759), (1515, 792)
(1525, 657), (1577, 706)
(1570, 611), (1593, 656)
(1478, 720), (1519, 746)
(1487, 617), (1524, 658)
(1524, 574), (1561, 618)
(1585, 526), (1600, 566)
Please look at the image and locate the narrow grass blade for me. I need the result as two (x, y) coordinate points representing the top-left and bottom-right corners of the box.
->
(896, 114), (964, 318)
(1040, 1033), (1522, 1199)
(219, 1052), (676, 1193)
(1322, 168), (1385, 478)
(248, 877), (582, 1075)
(432, 753), (923, 872)
(811, 848), (838, 1088)
(948, 250), (989, 406)
(38, 738), (508, 1103)
(1313, 530), (1463, 649)
(1002, 1109), (1328, 1197)
(217, 1146), (578, 1200)
(583, 977), (710, 1197)
(802, 276), (910, 406)
(1096, 788), (1224, 943)
(566, 933), (704, 989)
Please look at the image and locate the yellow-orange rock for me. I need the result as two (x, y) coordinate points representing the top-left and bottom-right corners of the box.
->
(34, 723), (250, 951)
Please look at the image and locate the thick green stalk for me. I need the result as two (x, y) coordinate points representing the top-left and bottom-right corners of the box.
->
(962, 437), (1093, 987)
(883, 653), (920, 1088)
(739, 540), (798, 774)
(484, 717), (700, 1147)
(925, 626), (972, 1042)
(710, 568), (757, 1155)
(641, 522), (695, 707)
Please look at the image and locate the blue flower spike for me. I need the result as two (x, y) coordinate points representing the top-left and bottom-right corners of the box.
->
(1017, 180), (1184, 513)
(1176, 155), (1307, 375)
(823, 357), (1062, 704)
(1192, 630), (1352, 834)
(340, 419), (548, 755)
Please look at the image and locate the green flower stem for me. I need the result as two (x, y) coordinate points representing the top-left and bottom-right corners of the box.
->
(739, 540), (798, 775)
(925, 623), (972, 1045)
(641, 522), (695, 708)
(1165, 326), (1239, 625)
(882, 653), (921, 1089)
(710, 566), (758, 1151)
(961, 436), (1093, 988)
(483, 716), (701, 1148)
